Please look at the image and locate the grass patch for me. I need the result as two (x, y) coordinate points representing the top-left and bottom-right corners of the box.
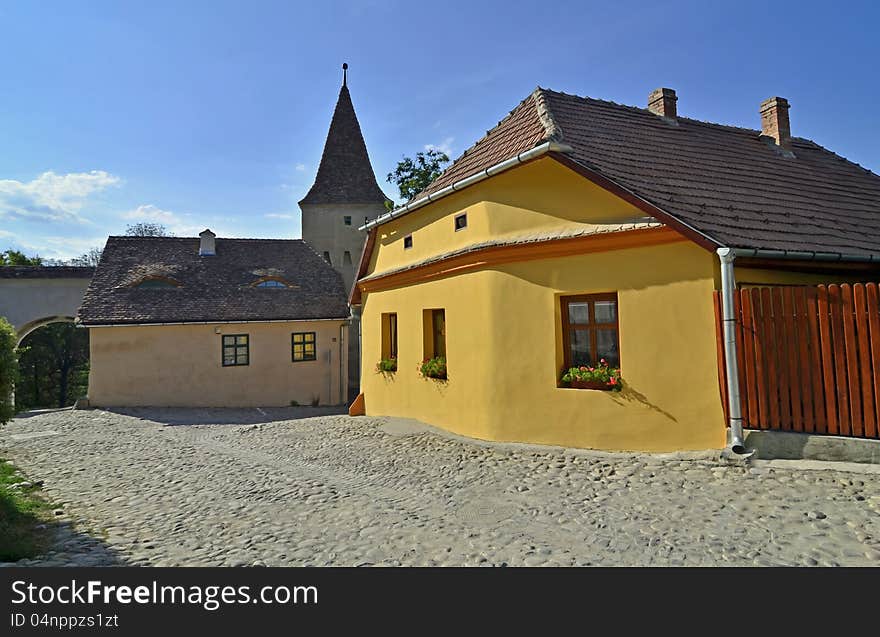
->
(0, 458), (53, 561)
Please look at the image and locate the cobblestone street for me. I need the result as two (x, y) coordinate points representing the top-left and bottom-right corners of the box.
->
(2, 408), (879, 567)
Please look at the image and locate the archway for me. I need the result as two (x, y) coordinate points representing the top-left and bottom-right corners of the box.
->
(15, 316), (89, 411)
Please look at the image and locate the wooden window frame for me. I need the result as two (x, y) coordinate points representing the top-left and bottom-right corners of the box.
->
(560, 293), (620, 370)
(382, 313), (398, 359)
(222, 334), (249, 367)
(423, 308), (446, 359)
(454, 212), (468, 232)
(403, 234), (413, 250)
(292, 331), (317, 362)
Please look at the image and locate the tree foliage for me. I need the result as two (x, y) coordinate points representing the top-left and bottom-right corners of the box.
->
(15, 323), (89, 411)
(0, 250), (42, 266)
(386, 149), (450, 202)
(68, 246), (104, 267)
(125, 222), (171, 237)
(0, 317), (17, 425)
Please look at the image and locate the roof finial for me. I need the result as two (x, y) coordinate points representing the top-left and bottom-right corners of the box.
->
(342, 62), (348, 87)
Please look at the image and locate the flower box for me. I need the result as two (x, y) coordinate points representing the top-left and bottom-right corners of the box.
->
(568, 379), (612, 390)
(560, 359), (622, 391)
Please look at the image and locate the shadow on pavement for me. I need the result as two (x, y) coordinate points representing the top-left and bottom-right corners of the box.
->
(104, 406), (347, 426)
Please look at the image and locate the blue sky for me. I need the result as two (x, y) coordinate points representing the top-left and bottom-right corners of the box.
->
(1, 0), (878, 261)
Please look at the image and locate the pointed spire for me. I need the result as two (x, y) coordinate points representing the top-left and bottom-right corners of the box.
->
(299, 66), (389, 206)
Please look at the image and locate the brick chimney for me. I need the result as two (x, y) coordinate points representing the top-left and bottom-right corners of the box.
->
(760, 97), (791, 149)
(199, 229), (216, 256)
(648, 88), (677, 118)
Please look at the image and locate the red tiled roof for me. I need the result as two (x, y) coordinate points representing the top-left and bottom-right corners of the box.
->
(418, 88), (880, 257)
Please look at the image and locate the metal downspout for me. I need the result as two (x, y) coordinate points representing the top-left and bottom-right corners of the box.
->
(716, 248), (746, 453)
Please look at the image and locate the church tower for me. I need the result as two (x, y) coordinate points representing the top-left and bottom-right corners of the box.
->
(299, 64), (389, 293)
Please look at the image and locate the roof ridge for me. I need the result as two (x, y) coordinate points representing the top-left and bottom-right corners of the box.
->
(108, 236), (306, 242)
(531, 87), (563, 141)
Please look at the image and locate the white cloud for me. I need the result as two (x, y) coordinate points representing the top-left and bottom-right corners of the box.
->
(121, 203), (240, 238)
(0, 229), (13, 239)
(0, 170), (120, 222)
(122, 204), (177, 224)
(424, 137), (454, 158)
(295, 163), (306, 172)
(264, 213), (295, 220)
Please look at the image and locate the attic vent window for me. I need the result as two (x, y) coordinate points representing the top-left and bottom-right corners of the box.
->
(251, 276), (294, 288)
(403, 235), (413, 250)
(454, 213), (468, 231)
(344, 215), (352, 226)
(133, 277), (179, 289)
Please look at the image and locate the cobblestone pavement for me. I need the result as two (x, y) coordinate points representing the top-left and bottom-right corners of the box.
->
(2, 408), (879, 567)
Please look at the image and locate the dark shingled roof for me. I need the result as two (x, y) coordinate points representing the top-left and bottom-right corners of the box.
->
(0, 266), (94, 279)
(418, 88), (880, 257)
(77, 237), (349, 325)
(299, 84), (389, 206)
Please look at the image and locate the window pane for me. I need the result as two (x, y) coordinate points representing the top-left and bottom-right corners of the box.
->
(594, 301), (616, 324)
(304, 344), (315, 357)
(293, 344), (303, 355)
(304, 333), (315, 343)
(596, 329), (619, 367)
(236, 353), (248, 365)
(223, 346), (236, 357)
(567, 301), (589, 325)
(569, 329), (593, 367)
(224, 356), (235, 366)
(222, 336), (233, 346)
(293, 334), (303, 343)
(236, 336), (248, 345)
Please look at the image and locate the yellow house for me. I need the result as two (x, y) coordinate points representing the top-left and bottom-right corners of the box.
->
(351, 87), (880, 452)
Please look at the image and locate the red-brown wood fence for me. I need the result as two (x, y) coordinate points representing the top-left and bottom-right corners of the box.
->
(713, 283), (880, 439)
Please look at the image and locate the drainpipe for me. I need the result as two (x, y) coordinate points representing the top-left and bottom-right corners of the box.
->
(716, 248), (746, 453)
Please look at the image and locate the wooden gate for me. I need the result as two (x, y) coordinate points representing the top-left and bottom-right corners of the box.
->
(713, 283), (880, 438)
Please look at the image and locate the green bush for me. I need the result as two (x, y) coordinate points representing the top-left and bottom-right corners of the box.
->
(0, 317), (17, 425)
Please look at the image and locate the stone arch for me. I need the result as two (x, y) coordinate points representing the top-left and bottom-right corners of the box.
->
(16, 315), (76, 347)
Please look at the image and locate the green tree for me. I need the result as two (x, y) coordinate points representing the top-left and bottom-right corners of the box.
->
(15, 324), (89, 410)
(386, 148), (450, 202)
(68, 246), (104, 267)
(0, 318), (17, 425)
(125, 222), (170, 237)
(0, 250), (42, 266)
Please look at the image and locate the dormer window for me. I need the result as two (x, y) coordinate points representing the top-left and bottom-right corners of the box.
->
(132, 276), (180, 288)
(251, 276), (293, 289)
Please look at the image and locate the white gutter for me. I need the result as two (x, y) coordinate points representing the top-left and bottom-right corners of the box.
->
(359, 140), (573, 231)
(716, 245), (880, 454)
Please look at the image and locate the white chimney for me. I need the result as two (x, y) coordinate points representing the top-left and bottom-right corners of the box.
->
(199, 229), (216, 256)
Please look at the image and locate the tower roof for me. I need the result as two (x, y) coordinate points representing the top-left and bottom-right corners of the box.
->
(300, 70), (389, 206)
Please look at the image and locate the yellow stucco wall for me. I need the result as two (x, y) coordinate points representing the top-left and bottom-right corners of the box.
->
(371, 157), (652, 274)
(360, 157), (728, 452)
(89, 321), (348, 407)
(362, 241), (726, 452)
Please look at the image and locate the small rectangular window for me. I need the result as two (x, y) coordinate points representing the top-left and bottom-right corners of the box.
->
(423, 309), (446, 359)
(292, 331), (317, 362)
(222, 334), (249, 366)
(454, 212), (467, 231)
(323, 251), (332, 265)
(403, 235), (413, 250)
(344, 216), (352, 226)
(560, 293), (619, 369)
(381, 313), (398, 360)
